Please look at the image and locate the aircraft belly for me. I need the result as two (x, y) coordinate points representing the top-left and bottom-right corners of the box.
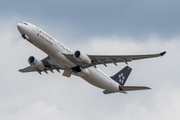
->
(82, 67), (119, 92)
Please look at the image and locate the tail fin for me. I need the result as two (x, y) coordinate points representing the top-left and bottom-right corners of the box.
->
(110, 66), (132, 86)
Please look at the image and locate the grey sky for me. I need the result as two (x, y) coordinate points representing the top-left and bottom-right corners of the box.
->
(1, 0), (180, 41)
(0, 0), (180, 120)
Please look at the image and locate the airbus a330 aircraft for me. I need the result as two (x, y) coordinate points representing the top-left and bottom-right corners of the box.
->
(17, 22), (166, 94)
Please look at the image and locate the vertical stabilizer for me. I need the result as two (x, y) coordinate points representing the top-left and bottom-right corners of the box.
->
(110, 66), (132, 86)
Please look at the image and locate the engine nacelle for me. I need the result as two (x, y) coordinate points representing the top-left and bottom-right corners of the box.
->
(28, 56), (45, 71)
(73, 50), (91, 65)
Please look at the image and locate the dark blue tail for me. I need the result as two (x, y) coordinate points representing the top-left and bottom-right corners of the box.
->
(110, 66), (132, 86)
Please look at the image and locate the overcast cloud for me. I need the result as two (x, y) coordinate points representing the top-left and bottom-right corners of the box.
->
(0, 0), (180, 120)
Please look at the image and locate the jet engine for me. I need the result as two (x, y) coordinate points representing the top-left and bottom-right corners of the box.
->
(28, 56), (45, 71)
(73, 50), (91, 65)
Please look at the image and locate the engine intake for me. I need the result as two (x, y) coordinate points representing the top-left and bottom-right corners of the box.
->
(28, 56), (45, 71)
(73, 51), (91, 65)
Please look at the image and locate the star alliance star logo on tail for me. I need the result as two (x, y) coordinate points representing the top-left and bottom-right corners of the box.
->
(119, 73), (125, 84)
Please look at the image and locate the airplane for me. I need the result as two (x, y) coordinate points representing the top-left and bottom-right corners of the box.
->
(17, 21), (166, 94)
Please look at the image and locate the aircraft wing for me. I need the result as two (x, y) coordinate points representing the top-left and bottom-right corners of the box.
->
(19, 56), (62, 74)
(64, 51), (166, 68)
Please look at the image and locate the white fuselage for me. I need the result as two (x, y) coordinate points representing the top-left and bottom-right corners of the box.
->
(17, 22), (120, 92)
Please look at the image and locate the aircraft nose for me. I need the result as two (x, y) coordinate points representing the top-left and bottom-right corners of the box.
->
(17, 23), (23, 34)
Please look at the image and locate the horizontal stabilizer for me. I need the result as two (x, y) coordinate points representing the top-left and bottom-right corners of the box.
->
(103, 90), (127, 94)
(103, 90), (117, 94)
(119, 86), (151, 91)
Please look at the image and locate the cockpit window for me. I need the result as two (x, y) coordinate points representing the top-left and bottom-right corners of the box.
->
(21, 22), (28, 25)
